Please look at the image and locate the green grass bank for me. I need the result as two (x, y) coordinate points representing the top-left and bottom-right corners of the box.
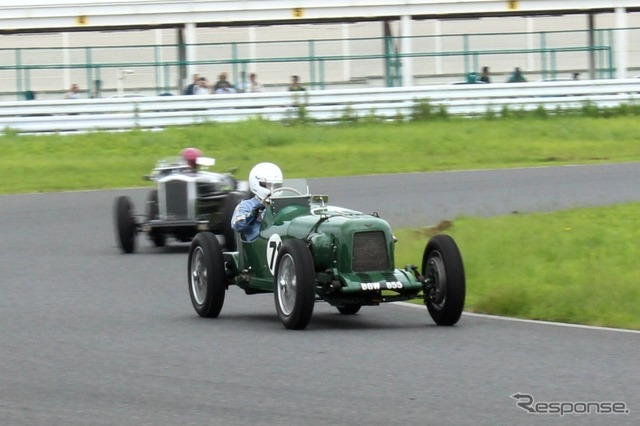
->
(394, 204), (640, 330)
(2, 115), (640, 194)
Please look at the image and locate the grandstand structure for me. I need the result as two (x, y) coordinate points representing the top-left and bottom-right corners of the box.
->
(1, 1), (639, 99)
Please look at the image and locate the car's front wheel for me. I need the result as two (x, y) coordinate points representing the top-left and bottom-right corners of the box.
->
(114, 196), (136, 253)
(188, 232), (226, 318)
(274, 239), (316, 330)
(422, 234), (466, 326)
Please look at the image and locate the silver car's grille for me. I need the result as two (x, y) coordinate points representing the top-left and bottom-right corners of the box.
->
(352, 231), (389, 272)
(165, 180), (188, 219)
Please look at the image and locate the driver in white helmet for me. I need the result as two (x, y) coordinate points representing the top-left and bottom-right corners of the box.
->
(231, 162), (283, 242)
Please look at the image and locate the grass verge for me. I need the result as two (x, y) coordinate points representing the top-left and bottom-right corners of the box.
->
(2, 115), (640, 194)
(394, 203), (640, 330)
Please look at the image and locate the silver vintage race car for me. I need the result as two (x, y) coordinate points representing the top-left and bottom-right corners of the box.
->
(114, 149), (249, 253)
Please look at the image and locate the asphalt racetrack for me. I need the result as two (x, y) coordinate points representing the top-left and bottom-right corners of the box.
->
(1, 163), (639, 425)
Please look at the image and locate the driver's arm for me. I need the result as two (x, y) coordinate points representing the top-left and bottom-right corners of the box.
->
(231, 198), (263, 233)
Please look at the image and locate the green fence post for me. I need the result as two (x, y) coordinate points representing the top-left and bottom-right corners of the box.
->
(231, 42), (238, 87)
(94, 67), (102, 98)
(154, 44), (161, 95)
(164, 64), (171, 94)
(319, 58), (325, 90)
(608, 29), (615, 79)
(473, 52), (479, 78)
(394, 44), (402, 86)
(85, 47), (93, 99)
(308, 39), (316, 89)
(15, 48), (23, 101)
(238, 59), (247, 92)
(596, 29), (604, 78)
(607, 45), (614, 79)
(24, 68), (31, 95)
(463, 34), (470, 75)
(383, 28), (393, 87)
(540, 32), (548, 80)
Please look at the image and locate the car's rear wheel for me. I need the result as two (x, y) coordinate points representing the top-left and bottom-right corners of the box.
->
(336, 304), (361, 315)
(146, 189), (165, 247)
(188, 232), (226, 318)
(422, 234), (465, 326)
(274, 239), (316, 330)
(114, 196), (136, 253)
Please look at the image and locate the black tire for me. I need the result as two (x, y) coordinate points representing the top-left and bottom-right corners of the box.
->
(146, 189), (165, 247)
(274, 239), (316, 330)
(336, 304), (361, 315)
(188, 232), (226, 318)
(114, 196), (136, 254)
(422, 234), (466, 326)
(221, 194), (239, 251)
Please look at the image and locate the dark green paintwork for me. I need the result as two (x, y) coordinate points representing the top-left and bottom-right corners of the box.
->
(222, 194), (424, 306)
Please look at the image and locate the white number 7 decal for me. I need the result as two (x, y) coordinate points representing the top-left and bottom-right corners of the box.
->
(266, 234), (283, 276)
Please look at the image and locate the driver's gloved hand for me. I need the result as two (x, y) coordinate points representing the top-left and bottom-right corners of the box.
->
(250, 204), (265, 222)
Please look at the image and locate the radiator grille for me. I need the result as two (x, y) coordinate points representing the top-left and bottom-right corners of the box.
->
(352, 231), (389, 272)
(165, 181), (188, 219)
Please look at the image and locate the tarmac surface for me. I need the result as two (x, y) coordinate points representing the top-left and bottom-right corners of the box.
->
(0, 163), (638, 425)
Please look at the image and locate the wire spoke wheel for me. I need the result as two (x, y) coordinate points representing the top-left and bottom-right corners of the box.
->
(277, 254), (297, 316)
(190, 246), (208, 305)
(274, 239), (315, 330)
(187, 232), (226, 318)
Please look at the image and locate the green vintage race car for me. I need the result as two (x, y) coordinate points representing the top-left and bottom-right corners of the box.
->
(187, 181), (465, 330)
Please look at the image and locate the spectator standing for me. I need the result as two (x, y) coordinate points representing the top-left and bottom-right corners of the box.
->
(213, 72), (234, 92)
(237, 72), (263, 93)
(65, 83), (81, 99)
(194, 77), (210, 95)
(246, 73), (263, 93)
(479, 66), (491, 83)
(507, 67), (527, 83)
(288, 75), (306, 91)
(214, 80), (237, 94)
(184, 73), (200, 95)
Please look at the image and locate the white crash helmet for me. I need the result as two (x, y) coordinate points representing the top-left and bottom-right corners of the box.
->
(249, 162), (283, 200)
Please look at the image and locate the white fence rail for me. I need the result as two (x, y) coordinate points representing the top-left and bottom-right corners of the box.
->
(2, 79), (640, 134)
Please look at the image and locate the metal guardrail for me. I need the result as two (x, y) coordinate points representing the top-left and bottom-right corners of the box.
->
(2, 79), (640, 134)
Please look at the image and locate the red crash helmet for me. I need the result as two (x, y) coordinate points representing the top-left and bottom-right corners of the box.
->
(181, 147), (202, 168)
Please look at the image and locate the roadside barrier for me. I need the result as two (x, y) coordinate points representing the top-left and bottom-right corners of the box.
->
(2, 79), (639, 134)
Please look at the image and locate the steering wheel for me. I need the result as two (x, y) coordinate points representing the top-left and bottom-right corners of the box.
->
(271, 187), (303, 197)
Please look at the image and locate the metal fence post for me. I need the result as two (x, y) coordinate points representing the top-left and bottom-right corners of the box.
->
(15, 48), (23, 101)
(85, 47), (93, 99)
